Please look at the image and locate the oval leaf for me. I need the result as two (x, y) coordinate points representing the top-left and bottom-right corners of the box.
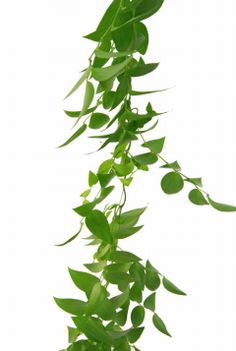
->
(152, 313), (171, 337)
(89, 113), (110, 129)
(188, 189), (209, 206)
(207, 196), (236, 212)
(161, 172), (184, 195)
(162, 277), (186, 296)
(85, 210), (113, 243)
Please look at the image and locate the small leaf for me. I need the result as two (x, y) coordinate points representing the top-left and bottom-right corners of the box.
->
(54, 297), (87, 315)
(186, 177), (203, 187)
(97, 173), (114, 188)
(78, 81), (95, 120)
(58, 124), (87, 148)
(85, 210), (113, 243)
(110, 251), (141, 263)
(128, 327), (144, 343)
(55, 223), (83, 247)
(68, 326), (81, 343)
(64, 106), (97, 118)
(133, 153), (158, 165)
(89, 113), (110, 129)
(87, 282), (107, 313)
(142, 137), (165, 154)
(162, 277), (187, 296)
(131, 306), (145, 327)
(188, 189), (209, 206)
(88, 171), (98, 187)
(128, 63), (159, 77)
(207, 196), (236, 212)
(161, 161), (181, 171)
(113, 225), (143, 239)
(68, 268), (100, 296)
(144, 292), (156, 312)
(152, 313), (171, 337)
(84, 261), (106, 273)
(80, 189), (91, 198)
(161, 172), (184, 194)
(92, 58), (132, 81)
(64, 68), (90, 99)
(146, 261), (161, 291)
(131, 88), (168, 95)
(111, 75), (130, 110)
(130, 283), (142, 303)
(95, 49), (132, 59)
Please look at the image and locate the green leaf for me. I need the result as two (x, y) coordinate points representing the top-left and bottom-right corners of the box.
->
(131, 88), (168, 95)
(128, 63), (159, 77)
(68, 326), (81, 343)
(146, 261), (161, 291)
(104, 271), (132, 285)
(97, 299), (117, 321)
(110, 289), (130, 309)
(89, 113), (110, 129)
(113, 225), (143, 239)
(128, 327), (144, 343)
(133, 153), (158, 165)
(161, 172), (184, 195)
(54, 297), (87, 315)
(55, 223), (83, 247)
(110, 251), (141, 263)
(97, 173), (114, 188)
(87, 282), (107, 313)
(144, 292), (156, 312)
(68, 268), (100, 296)
(131, 306), (145, 327)
(161, 161), (181, 171)
(135, 22), (149, 55)
(207, 196), (236, 212)
(152, 313), (171, 337)
(78, 81), (95, 121)
(103, 91), (116, 109)
(88, 171), (98, 187)
(64, 106), (97, 118)
(188, 189), (209, 206)
(130, 283), (142, 303)
(92, 58), (132, 81)
(114, 160), (134, 176)
(84, 0), (122, 41)
(111, 75), (130, 110)
(142, 137), (165, 154)
(116, 208), (146, 226)
(186, 177), (203, 187)
(85, 210), (113, 243)
(64, 68), (90, 99)
(95, 49), (133, 59)
(162, 277), (187, 296)
(73, 201), (96, 217)
(84, 261), (106, 273)
(68, 340), (97, 351)
(129, 262), (145, 290)
(114, 341), (131, 351)
(58, 124), (87, 148)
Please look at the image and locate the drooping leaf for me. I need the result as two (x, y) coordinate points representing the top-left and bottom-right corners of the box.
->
(89, 113), (110, 129)
(111, 75), (130, 110)
(161, 172), (184, 194)
(54, 297), (87, 315)
(84, 261), (106, 273)
(85, 210), (113, 243)
(55, 223), (84, 247)
(110, 251), (141, 263)
(133, 153), (158, 165)
(97, 173), (114, 188)
(67, 326), (81, 343)
(64, 106), (97, 118)
(162, 277), (186, 296)
(131, 306), (145, 327)
(186, 177), (203, 187)
(144, 292), (156, 312)
(127, 327), (144, 343)
(87, 282), (107, 313)
(207, 196), (236, 212)
(116, 208), (146, 227)
(161, 161), (181, 171)
(95, 49), (133, 59)
(152, 313), (171, 337)
(58, 124), (87, 148)
(68, 268), (100, 296)
(145, 260), (161, 291)
(188, 189), (209, 206)
(128, 63), (159, 77)
(92, 58), (132, 81)
(131, 88), (168, 95)
(135, 22), (149, 55)
(64, 68), (90, 99)
(103, 91), (116, 109)
(142, 137), (165, 154)
(129, 262), (145, 290)
(130, 283), (143, 303)
(113, 225), (143, 239)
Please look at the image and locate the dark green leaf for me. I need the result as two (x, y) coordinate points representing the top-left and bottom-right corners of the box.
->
(54, 297), (87, 315)
(130, 283), (143, 303)
(128, 327), (144, 343)
(188, 189), (209, 206)
(161, 172), (184, 194)
(146, 261), (161, 291)
(128, 63), (159, 77)
(142, 137), (165, 154)
(144, 292), (156, 312)
(131, 306), (145, 327)
(133, 153), (158, 165)
(92, 58), (132, 81)
(68, 268), (100, 296)
(58, 124), (87, 148)
(103, 91), (116, 109)
(152, 313), (171, 337)
(89, 113), (110, 129)
(114, 341), (131, 351)
(162, 277), (186, 296)
(73, 316), (113, 344)
(110, 251), (141, 263)
(85, 210), (113, 243)
(207, 196), (236, 212)
(135, 22), (149, 55)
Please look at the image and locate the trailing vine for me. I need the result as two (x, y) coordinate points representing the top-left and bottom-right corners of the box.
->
(55, 1), (236, 350)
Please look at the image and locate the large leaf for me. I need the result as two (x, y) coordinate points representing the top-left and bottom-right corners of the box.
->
(87, 282), (107, 313)
(161, 172), (184, 194)
(152, 313), (171, 337)
(68, 268), (100, 296)
(85, 210), (113, 243)
(207, 196), (236, 212)
(54, 297), (87, 315)
(58, 124), (87, 148)
(92, 58), (132, 81)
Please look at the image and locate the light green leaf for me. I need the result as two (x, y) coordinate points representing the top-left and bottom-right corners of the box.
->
(207, 196), (236, 212)
(144, 292), (156, 312)
(89, 113), (110, 129)
(161, 172), (184, 194)
(188, 189), (209, 206)
(58, 124), (87, 148)
(95, 49), (133, 59)
(131, 88), (168, 95)
(88, 171), (98, 187)
(110, 289), (130, 309)
(110, 251), (141, 263)
(128, 63), (159, 77)
(68, 268), (100, 296)
(114, 160), (134, 176)
(92, 58), (132, 81)
(87, 282), (107, 313)
(162, 277), (186, 296)
(142, 137), (165, 154)
(67, 326), (81, 343)
(133, 153), (158, 165)
(64, 68), (90, 99)
(55, 223), (84, 247)
(78, 81), (95, 120)
(152, 313), (171, 337)
(117, 208), (146, 227)
(84, 261), (106, 273)
(54, 297), (87, 315)
(85, 210), (113, 243)
(131, 306), (145, 327)
(112, 75), (130, 110)
(161, 161), (181, 171)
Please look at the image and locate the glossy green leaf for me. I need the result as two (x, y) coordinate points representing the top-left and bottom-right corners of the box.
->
(54, 298), (87, 315)
(161, 172), (184, 194)
(144, 292), (156, 312)
(188, 189), (209, 206)
(152, 313), (171, 337)
(135, 22), (149, 55)
(162, 277), (186, 296)
(64, 68), (90, 99)
(110, 251), (141, 263)
(128, 63), (159, 77)
(142, 137), (165, 154)
(68, 268), (100, 296)
(85, 210), (113, 243)
(58, 124), (87, 148)
(207, 196), (236, 212)
(92, 58), (132, 81)
(131, 306), (145, 327)
(111, 75), (130, 109)
(133, 153), (158, 165)
(89, 113), (110, 129)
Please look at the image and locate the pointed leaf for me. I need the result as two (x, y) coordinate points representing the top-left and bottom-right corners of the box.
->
(188, 189), (209, 206)
(131, 306), (145, 327)
(58, 124), (87, 148)
(162, 277), (186, 296)
(64, 69), (90, 99)
(84, 261), (106, 273)
(89, 113), (110, 129)
(144, 292), (156, 312)
(92, 58), (132, 81)
(142, 137), (165, 154)
(207, 196), (236, 212)
(128, 63), (159, 77)
(85, 210), (113, 243)
(161, 172), (184, 194)
(152, 313), (171, 337)
(54, 297), (87, 315)
(68, 268), (100, 296)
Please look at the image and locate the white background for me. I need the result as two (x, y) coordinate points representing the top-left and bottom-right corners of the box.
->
(1, 0), (236, 350)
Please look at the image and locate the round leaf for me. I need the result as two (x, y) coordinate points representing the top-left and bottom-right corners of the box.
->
(188, 189), (209, 205)
(161, 172), (184, 194)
